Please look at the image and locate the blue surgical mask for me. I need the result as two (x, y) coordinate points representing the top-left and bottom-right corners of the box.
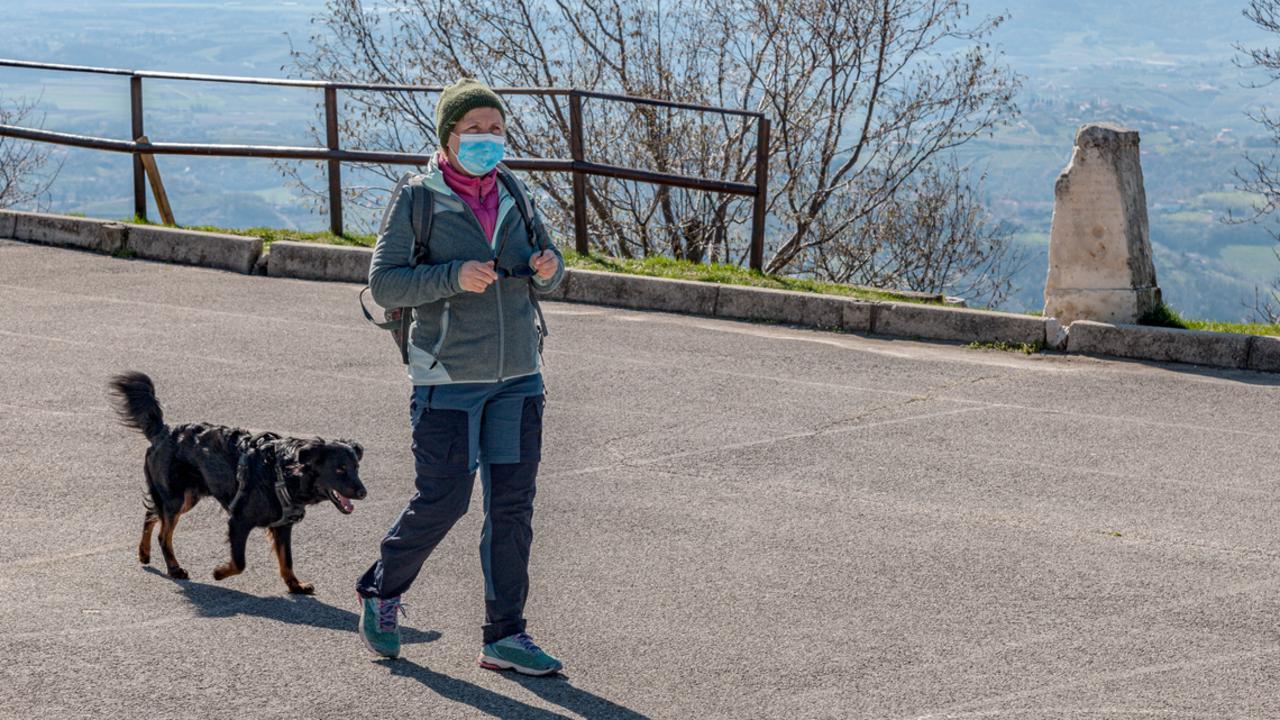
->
(454, 132), (505, 175)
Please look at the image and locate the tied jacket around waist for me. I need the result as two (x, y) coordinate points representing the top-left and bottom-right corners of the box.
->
(367, 156), (566, 385)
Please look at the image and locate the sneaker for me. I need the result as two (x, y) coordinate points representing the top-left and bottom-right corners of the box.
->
(358, 595), (406, 659)
(478, 632), (563, 676)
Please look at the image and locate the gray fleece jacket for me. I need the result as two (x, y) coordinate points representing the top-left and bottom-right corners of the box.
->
(368, 156), (566, 384)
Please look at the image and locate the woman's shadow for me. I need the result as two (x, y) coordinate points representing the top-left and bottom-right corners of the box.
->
(155, 570), (648, 719)
(380, 658), (651, 720)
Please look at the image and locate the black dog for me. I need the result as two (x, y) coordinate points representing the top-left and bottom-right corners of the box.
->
(108, 371), (367, 594)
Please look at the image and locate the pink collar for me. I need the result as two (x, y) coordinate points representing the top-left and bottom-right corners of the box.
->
(438, 152), (497, 200)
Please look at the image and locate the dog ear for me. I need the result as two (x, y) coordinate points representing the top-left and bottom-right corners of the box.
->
(295, 439), (325, 466)
(340, 439), (364, 460)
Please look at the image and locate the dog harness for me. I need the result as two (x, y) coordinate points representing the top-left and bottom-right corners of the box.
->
(235, 448), (305, 528)
(270, 460), (306, 528)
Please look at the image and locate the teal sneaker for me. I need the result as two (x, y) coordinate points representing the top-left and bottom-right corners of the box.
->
(478, 632), (563, 676)
(358, 595), (405, 659)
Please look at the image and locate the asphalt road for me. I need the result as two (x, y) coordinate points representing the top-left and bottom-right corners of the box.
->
(2, 238), (1280, 719)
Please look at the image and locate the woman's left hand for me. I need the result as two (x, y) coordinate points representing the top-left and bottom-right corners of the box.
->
(530, 250), (559, 280)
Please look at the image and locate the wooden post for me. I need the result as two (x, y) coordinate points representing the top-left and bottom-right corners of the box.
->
(130, 75), (146, 221)
(568, 91), (589, 256)
(324, 86), (343, 236)
(749, 116), (770, 272)
(135, 135), (175, 225)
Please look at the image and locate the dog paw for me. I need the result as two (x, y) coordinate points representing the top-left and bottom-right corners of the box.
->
(167, 566), (189, 580)
(288, 581), (315, 595)
(139, 551), (151, 565)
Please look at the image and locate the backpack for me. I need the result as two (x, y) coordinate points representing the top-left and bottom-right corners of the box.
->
(359, 166), (550, 365)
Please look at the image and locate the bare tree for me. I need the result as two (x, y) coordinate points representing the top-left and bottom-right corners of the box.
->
(0, 94), (61, 211)
(1235, 0), (1280, 321)
(814, 160), (1022, 306)
(286, 0), (1019, 298)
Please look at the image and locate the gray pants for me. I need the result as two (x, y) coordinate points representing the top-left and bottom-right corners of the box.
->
(356, 373), (545, 644)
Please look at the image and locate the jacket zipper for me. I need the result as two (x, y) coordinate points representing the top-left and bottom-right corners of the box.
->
(428, 301), (450, 370)
(495, 223), (508, 379)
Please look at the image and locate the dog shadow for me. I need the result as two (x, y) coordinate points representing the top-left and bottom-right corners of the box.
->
(145, 567), (440, 644)
(378, 658), (651, 720)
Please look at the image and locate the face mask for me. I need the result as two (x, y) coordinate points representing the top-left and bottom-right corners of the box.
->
(454, 132), (505, 175)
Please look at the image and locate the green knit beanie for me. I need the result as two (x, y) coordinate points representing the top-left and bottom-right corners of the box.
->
(435, 77), (507, 148)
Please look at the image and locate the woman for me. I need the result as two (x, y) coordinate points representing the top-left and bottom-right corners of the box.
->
(355, 77), (565, 676)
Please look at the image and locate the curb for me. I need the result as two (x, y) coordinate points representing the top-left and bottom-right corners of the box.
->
(715, 284), (848, 330)
(1248, 335), (1280, 373)
(126, 224), (261, 274)
(268, 240), (370, 283)
(564, 268), (718, 315)
(876, 302), (1046, 346)
(2, 209), (260, 274)
(10, 209), (127, 253)
(1066, 321), (1251, 369)
(3, 210), (1278, 374)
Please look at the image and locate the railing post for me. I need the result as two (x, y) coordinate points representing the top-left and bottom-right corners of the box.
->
(324, 85), (343, 236)
(749, 116), (770, 272)
(130, 74), (146, 221)
(568, 90), (589, 256)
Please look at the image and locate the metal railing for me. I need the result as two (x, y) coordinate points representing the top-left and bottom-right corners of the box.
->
(0, 58), (771, 270)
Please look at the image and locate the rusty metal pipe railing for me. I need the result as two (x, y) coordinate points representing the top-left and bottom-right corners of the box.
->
(0, 58), (770, 268)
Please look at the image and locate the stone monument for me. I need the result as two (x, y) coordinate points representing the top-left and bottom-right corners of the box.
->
(1043, 123), (1161, 325)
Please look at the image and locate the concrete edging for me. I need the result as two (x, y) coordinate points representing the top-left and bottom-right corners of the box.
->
(1, 209), (260, 274)
(875, 302), (1047, 346)
(268, 240), (371, 283)
(564, 268), (718, 315)
(126, 224), (261, 274)
(0, 210), (17, 239)
(715, 284), (847, 330)
(9, 209), (127, 254)
(1248, 335), (1280, 373)
(1066, 320), (1252, 369)
(4, 209), (1279, 373)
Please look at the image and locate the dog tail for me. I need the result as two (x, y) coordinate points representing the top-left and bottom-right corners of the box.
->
(108, 371), (166, 441)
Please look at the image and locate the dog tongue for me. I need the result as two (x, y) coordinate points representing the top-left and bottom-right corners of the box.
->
(334, 493), (354, 513)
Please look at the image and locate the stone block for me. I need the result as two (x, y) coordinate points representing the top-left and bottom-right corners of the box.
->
(1045, 123), (1161, 324)
(125, 225), (262, 274)
(1246, 335), (1280, 373)
(563, 269), (718, 315)
(12, 210), (121, 253)
(876, 303), (1046, 345)
(714, 285), (845, 329)
(1066, 321), (1249, 369)
(268, 241), (371, 283)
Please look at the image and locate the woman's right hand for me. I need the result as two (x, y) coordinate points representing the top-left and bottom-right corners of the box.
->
(459, 260), (498, 293)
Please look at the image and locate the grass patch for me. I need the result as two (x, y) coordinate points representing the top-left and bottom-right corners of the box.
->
(1182, 319), (1280, 337)
(1138, 302), (1280, 337)
(965, 340), (1044, 355)
(561, 251), (941, 305)
(120, 216), (376, 249)
(1137, 302), (1189, 329)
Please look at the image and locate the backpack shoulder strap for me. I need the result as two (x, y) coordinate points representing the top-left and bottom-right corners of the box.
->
(494, 165), (551, 355)
(496, 165), (542, 250)
(407, 174), (435, 265)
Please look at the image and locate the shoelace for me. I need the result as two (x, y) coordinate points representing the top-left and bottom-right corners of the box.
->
(377, 597), (408, 633)
(513, 632), (543, 654)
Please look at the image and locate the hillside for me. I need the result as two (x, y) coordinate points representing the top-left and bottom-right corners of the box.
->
(2, 0), (1279, 320)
